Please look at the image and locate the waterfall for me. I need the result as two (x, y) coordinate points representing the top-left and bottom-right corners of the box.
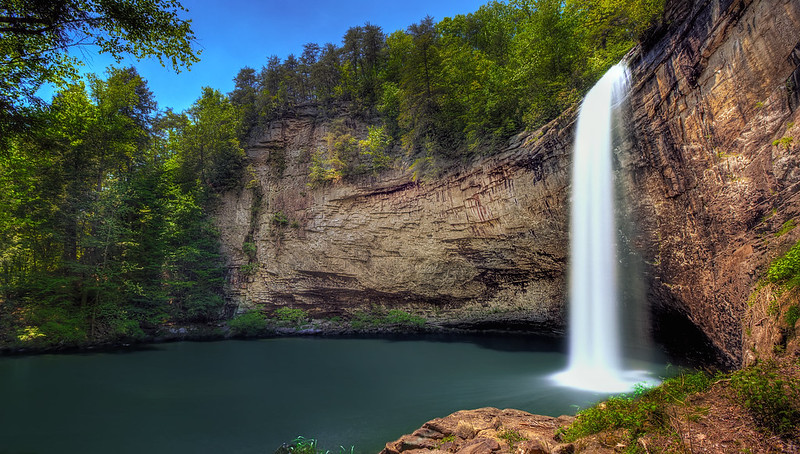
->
(552, 63), (657, 393)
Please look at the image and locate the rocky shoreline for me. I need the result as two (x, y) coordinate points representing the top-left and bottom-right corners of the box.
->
(381, 408), (577, 454)
(0, 315), (563, 356)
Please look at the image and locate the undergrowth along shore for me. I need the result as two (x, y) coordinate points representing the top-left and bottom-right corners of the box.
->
(562, 361), (799, 445)
(227, 306), (426, 337)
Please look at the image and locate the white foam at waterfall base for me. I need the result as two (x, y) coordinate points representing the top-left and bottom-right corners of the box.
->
(551, 63), (660, 394)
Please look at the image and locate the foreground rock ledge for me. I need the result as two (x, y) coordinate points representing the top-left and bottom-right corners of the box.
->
(381, 408), (579, 454)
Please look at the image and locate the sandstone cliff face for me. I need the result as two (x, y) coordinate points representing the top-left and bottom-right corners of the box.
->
(216, 111), (574, 333)
(216, 0), (800, 365)
(623, 0), (800, 365)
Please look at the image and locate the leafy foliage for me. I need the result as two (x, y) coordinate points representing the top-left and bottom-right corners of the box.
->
(730, 361), (800, 437)
(773, 136), (794, 150)
(349, 308), (426, 329)
(308, 124), (394, 185)
(271, 211), (290, 226)
(0, 0), (199, 137)
(272, 307), (309, 328)
(168, 87), (246, 193)
(767, 240), (800, 289)
(231, 0), (664, 172)
(287, 437), (319, 454)
(0, 67), (229, 346)
(785, 305), (800, 330)
(775, 219), (797, 237)
(384, 309), (426, 328)
(228, 310), (268, 337)
(280, 436), (353, 454)
(498, 429), (527, 450)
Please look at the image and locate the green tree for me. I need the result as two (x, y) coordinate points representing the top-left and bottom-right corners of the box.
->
(230, 67), (259, 141)
(175, 87), (246, 194)
(311, 43), (343, 109)
(0, 66), (232, 346)
(0, 0), (199, 136)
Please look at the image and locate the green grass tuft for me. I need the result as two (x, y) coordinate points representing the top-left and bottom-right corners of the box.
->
(560, 372), (711, 444)
(498, 429), (527, 450)
(775, 219), (797, 237)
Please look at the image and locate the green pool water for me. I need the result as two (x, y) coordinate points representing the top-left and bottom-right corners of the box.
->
(0, 335), (665, 454)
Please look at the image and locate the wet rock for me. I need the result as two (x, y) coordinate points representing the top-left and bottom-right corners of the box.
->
(623, 0), (800, 365)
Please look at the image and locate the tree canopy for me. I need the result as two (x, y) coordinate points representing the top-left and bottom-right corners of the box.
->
(0, 67), (238, 346)
(230, 0), (664, 172)
(0, 0), (199, 135)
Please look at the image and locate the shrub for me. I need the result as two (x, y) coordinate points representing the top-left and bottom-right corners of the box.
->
(349, 308), (426, 330)
(271, 211), (289, 226)
(240, 263), (258, 275)
(384, 309), (426, 328)
(767, 240), (800, 288)
(272, 307), (309, 328)
(15, 305), (88, 346)
(184, 293), (225, 322)
(730, 361), (800, 437)
(228, 310), (268, 336)
(773, 136), (794, 150)
(562, 393), (648, 441)
(358, 125), (393, 172)
(498, 429), (526, 450)
(349, 310), (382, 330)
(308, 150), (341, 186)
(242, 241), (257, 259)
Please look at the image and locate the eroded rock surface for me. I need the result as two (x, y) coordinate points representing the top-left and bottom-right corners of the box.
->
(623, 0), (800, 365)
(217, 112), (575, 333)
(380, 408), (579, 454)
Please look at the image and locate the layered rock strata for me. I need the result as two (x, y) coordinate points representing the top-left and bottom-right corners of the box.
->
(216, 112), (575, 333)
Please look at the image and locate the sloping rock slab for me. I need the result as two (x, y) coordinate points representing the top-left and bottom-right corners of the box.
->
(381, 408), (579, 454)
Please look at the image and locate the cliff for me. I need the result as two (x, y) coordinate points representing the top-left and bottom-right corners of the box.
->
(623, 0), (800, 366)
(215, 0), (800, 365)
(216, 111), (574, 334)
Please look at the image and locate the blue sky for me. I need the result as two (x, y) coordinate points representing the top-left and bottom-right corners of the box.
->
(69, 0), (490, 112)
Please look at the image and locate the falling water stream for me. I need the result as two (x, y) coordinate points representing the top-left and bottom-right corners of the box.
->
(552, 63), (660, 393)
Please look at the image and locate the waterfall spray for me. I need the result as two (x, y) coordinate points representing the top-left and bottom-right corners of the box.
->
(552, 63), (658, 393)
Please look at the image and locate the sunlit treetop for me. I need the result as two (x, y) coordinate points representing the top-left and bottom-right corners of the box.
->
(0, 0), (200, 132)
